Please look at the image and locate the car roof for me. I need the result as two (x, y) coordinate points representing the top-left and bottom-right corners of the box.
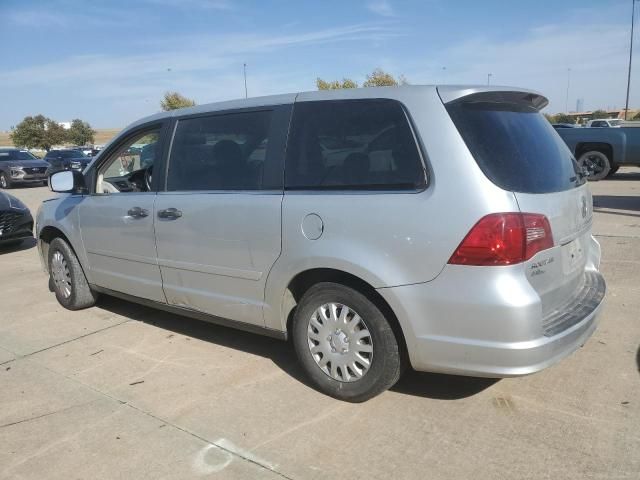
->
(125, 84), (547, 131)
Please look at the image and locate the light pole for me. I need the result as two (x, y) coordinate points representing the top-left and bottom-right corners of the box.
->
(487, 73), (493, 85)
(565, 68), (571, 113)
(625, 0), (637, 120)
(243, 63), (248, 99)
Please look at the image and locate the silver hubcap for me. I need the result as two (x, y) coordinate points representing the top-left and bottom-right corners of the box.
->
(51, 251), (72, 298)
(307, 303), (373, 382)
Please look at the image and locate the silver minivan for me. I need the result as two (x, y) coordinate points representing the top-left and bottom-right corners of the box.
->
(38, 85), (606, 401)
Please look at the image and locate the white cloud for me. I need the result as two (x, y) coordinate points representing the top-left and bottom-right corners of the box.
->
(404, 20), (637, 113)
(0, 23), (400, 127)
(143, 0), (232, 9)
(367, 0), (395, 17)
(4, 8), (127, 28)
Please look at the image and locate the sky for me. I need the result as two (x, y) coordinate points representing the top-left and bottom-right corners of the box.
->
(0, 0), (638, 130)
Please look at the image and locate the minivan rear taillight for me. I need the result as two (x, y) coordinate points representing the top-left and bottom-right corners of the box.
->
(448, 213), (553, 266)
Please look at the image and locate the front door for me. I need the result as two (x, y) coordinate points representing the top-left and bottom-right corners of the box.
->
(78, 125), (166, 303)
(154, 107), (288, 326)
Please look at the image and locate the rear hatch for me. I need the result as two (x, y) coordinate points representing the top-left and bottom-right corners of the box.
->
(442, 89), (597, 326)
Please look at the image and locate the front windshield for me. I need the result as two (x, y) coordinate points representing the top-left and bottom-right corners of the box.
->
(61, 150), (88, 159)
(610, 120), (623, 126)
(0, 150), (38, 161)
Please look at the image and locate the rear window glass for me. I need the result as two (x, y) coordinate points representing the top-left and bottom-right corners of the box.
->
(285, 99), (426, 190)
(446, 101), (584, 193)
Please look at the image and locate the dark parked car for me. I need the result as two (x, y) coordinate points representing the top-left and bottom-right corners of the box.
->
(0, 191), (33, 246)
(552, 123), (578, 129)
(44, 149), (93, 175)
(0, 149), (49, 189)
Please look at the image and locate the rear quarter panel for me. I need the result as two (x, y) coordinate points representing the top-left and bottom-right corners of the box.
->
(263, 87), (521, 331)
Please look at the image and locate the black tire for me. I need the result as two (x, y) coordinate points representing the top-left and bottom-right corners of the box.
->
(0, 172), (12, 189)
(578, 150), (611, 181)
(606, 165), (620, 178)
(47, 237), (97, 310)
(292, 282), (402, 402)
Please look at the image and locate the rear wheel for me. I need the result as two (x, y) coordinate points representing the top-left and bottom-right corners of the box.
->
(578, 150), (611, 181)
(0, 173), (11, 189)
(292, 282), (402, 402)
(606, 165), (620, 178)
(48, 237), (97, 310)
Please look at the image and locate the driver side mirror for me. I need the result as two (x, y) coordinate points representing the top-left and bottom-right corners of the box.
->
(49, 170), (86, 194)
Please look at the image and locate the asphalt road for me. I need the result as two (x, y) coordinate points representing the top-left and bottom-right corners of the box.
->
(1, 169), (639, 479)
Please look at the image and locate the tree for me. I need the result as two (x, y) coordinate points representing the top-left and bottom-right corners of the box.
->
(316, 78), (358, 90)
(553, 113), (574, 124)
(591, 109), (608, 119)
(67, 119), (96, 146)
(10, 115), (68, 151)
(632, 111), (640, 120)
(315, 69), (409, 90)
(160, 91), (196, 111)
(363, 68), (402, 87)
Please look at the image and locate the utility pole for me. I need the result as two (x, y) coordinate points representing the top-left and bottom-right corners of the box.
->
(565, 68), (571, 113)
(243, 63), (248, 99)
(625, 0), (636, 120)
(487, 73), (493, 85)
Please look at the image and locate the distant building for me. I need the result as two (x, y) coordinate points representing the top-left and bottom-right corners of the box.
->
(58, 122), (71, 130)
(566, 108), (638, 124)
(575, 98), (584, 112)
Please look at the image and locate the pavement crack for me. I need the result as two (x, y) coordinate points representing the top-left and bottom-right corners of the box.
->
(0, 400), (97, 429)
(2, 320), (131, 367)
(30, 363), (296, 480)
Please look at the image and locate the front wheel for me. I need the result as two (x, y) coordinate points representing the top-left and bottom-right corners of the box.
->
(292, 282), (403, 402)
(0, 172), (11, 189)
(578, 150), (611, 181)
(48, 237), (97, 310)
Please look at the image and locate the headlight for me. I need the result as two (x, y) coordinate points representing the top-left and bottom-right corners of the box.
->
(10, 167), (25, 178)
(8, 196), (28, 210)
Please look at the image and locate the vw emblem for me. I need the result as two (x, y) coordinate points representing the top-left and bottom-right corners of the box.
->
(581, 196), (588, 219)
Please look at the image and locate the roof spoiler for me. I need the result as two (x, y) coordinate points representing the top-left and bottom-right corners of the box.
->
(437, 86), (549, 111)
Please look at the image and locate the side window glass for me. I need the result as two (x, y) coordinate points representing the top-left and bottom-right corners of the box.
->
(96, 129), (160, 194)
(285, 100), (425, 190)
(167, 110), (272, 191)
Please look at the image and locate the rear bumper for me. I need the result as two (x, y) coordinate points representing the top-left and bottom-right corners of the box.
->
(378, 265), (605, 378)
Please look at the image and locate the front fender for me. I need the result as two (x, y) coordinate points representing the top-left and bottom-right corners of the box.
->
(37, 195), (90, 280)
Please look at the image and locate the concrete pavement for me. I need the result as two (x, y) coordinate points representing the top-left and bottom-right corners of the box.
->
(1, 168), (639, 479)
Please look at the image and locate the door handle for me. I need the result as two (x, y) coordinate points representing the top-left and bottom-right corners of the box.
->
(158, 207), (183, 219)
(127, 206), (149, 218)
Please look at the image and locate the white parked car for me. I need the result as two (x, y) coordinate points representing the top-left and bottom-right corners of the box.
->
(586, 119), (623, 128)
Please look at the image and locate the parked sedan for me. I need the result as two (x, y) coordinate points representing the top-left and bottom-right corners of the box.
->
(0, 149), (49, 189)
(0, 191), (33, 246)
(44, 149), (93, 175)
